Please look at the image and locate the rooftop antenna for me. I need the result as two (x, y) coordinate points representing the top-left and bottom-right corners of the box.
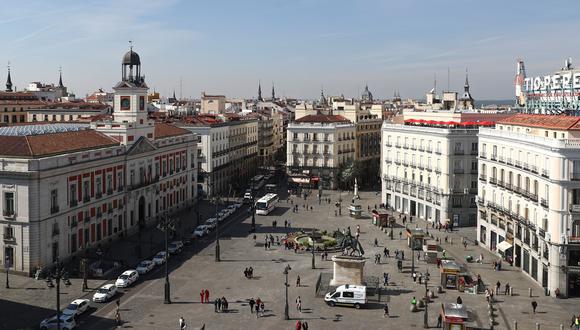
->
(434, 73), (437, 95)
(179, 76), (183, 101)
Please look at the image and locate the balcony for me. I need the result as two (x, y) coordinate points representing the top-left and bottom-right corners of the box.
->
(3, 234), (15, 243)
(107, 188), (114, 195)
(117, 186), (124, 193)
(454, 149), (464, 155)
(570, 205), (580, 213)
(435, 149), (442, 155)
(489, 177), (497, 185)
(541, 169), (549, 178)
(490, 154), (497, 161)
(385, 142), (393, 147)
(96, 211), (102, 218)
(50, 206), (59, 214)
(514, 160), (522, 168)
(498, 155), (505, 163)
(70, 221), (77, 228)
(96, 191), (102, 199)
(426, 147), (433, 153)
(506, 158), (513, 165)
(540, 198), (549, 208)
(3, 210), (15, 218)
(479, 175), (487, 182)
(480, 152), (487, 159)
(402, 144), (409, 149)
(52, 228), (60, 237)
(70, 199), (78, 207)
(108, 208), (113, 214)
(470, 168), (478, 174)
(470, 149), (478, 155)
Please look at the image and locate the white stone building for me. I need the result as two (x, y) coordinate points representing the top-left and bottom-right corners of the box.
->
(286, 114), (356, 189)
(477, 114), (580, 298)
(0, 48), (197, 275)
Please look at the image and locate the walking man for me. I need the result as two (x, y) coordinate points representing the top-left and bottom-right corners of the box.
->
(204, 289), (210, 303)
(412, 272), (417, 283)
(179, 316), (187, 330)
(496, 281), (501, 295)
(249, 297), (255, 313)
(383, 303), (389, 317)
(531, 300), (538, 314)
(296, 296), (302, 312)
(383, 272), (389, 286)
(200, 290), (204, 304)
(214, 298), (219, 312)
(296, 275), (301, 287)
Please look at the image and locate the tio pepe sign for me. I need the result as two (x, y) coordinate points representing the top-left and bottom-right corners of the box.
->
(525, 72), (580, 92)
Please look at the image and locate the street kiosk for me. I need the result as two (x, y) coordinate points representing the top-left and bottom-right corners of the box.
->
(371, 210), (390, 226)
(405, 228), (426, 250)
(439, 303), (469, 330)
(348, 204), (362, 218)
(439, 260), (462, 290)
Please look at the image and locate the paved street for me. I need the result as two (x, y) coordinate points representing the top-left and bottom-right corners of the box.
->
(1, 189), (578, 329)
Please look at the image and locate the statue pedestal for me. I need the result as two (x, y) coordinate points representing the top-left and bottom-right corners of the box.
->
(330, 256), (366, 286)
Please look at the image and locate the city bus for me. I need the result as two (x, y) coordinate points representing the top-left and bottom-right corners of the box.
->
(255, 193), (279, 215)
(265, 184), (277, 193)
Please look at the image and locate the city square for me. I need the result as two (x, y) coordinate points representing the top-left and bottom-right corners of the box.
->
(2, 188), (576, 329)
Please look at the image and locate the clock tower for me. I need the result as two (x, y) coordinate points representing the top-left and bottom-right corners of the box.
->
(113, 46), (149, 124)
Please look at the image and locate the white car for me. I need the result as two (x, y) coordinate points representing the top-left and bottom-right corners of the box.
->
(205, 218), (217, 229)
(136, 260), (155, 274)
(192, 225), (209, 238)
(153, 251), (168, 265)
(92, 284), (118, 303)
(62, 298), (90, 317)
(115, 269), (139, 288)
(40, 314), (77, 330)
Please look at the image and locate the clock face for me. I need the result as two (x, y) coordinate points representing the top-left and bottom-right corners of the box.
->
(120, 96), (131, 110)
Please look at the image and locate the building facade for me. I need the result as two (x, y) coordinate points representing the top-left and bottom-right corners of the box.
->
(286, 115), (356, 189)
(0, 91), (45, 124)
(381, 122), (479, 227)
(179, 115), (258, 198)
(0, 49), (197, 275)
(477, 114), (580, 298)
(27, 102), (110, 122)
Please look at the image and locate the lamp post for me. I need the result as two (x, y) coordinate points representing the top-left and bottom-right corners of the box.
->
(213, 196), (222, 262)
(250, 179), (256, 233)
(158, 214), (176, 304)
(80, 247), (88, 292)
(411, 239), (415, 277)
(423, 267), (430, 329)
(47, 259), (70, 330)
(311, 241), (316, 269)
(338, 189), (342, 216)
(5, 255), (10, 289)
(283, 264), (291, 320)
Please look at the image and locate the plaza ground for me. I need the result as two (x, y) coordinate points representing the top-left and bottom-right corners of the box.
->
(1, 189), (578, 329)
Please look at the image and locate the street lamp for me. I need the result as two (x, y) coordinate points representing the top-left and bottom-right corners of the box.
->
(311, 241), (316, 269)
(46, 259), (71, 330)
(250, 179), (256, 233)
(213, 196), (222, 262)
(338, 189), (342, 216)
(80, 247), (88, 292)
(5, 255), (11, 289)
(283, 264), (291, 320)
(423, 267), (431, 329)
(158, 214), (176, 304)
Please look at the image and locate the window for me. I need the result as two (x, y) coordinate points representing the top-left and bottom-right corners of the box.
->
(83, 181), (90, 202)
(342, 291), (354, 298)
(3, 225), (14, 239)
(50, 189), (58, 213)
(454, 142), (462, 152)
(96, 177), (102, 196)
(572, 160), (580, 180)
(107, 175), (113, 193)
(70, 184), (77, 205)
(4, 192), (14, 216)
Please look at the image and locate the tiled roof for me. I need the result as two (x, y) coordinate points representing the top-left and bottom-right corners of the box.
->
(0, 130), (119, 158)
(38, 102), (110, 110)
(497, 114), (580, 130)
(154, 123), (191, 139)
(295, 114), (351, 123)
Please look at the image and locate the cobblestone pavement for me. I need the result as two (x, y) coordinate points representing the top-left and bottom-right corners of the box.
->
(1, 189), (577, 329)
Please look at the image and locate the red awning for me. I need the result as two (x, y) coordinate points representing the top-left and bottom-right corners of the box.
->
(479, 121), (495, 126)
(405, 119), (418, 123)
(461, 121), (477, 126)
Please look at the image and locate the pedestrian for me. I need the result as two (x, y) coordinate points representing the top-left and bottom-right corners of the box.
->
(249, 297), (255, 313)
(412, 272), (417, 282)
(302, 321), (309, 330)
(200, 290), (204, 303)
(295, 320), (302, 330)
(296, 296), (302, 312)
(377, 254), (381, 264)
(417, 251), (421, 261)
(383, 247), (388, 258)
(374, 238), (378, 247)
(437, 314), (442, 328)
(284, 220), (287, 228)
(504, 282), (510, 295)
(399, 231), (402, 240)
(418, 273), (423, 284)
(204, 289), (210, 303)
(116, 298), (120, 310)
(456, 296), (462, 304)
(221, 297), (228, 312)
(179, 316), (187, 330)
(383, 272), (389, 286)
(496, 281), (501, 295)
(115, 310), (121, 326)
(214, 298), (220, 312)
(296, 275), (301, 287)
(383, 303), (389, 317)
(531, 300), (537, 314)
(260, 302), (265, 317)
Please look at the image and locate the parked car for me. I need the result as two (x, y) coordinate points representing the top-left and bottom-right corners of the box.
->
(324, 284), (367, 309)
(168, 241), (184, 255)
(136, 260), (155, 274)
(205, 218), (217, 229)
(115, 270), (139, 288)
(61, 298), (90, 317)
(92, 284), (118, 303)
(217, 211), (229, 221)
(152, 251), (168, 265)
(192, 225), (209, 238)
(40, 314), (77, 330)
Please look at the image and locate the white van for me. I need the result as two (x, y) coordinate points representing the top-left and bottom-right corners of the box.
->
(324, 284), (367, 309)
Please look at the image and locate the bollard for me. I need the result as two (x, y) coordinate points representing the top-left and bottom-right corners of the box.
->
(536, 322), (540, 330)
(529, 287), (532, 297)
(510, 287), (514, 296)
(513, 321), (517, 330)
(560, 324), (564, 330)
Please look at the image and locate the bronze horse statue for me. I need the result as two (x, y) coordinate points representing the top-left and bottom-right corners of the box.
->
(334, 229), (365, 257)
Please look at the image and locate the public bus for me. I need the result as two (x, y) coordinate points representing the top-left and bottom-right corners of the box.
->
(255, 193), (279, 215)
(265, 184), (277, 193)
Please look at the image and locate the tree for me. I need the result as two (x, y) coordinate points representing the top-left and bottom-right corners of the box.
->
(338, 159), (362, 189)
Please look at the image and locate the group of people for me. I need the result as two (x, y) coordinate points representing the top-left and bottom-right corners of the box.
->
(248, 297), (265, 317)
(213, 296), (229, 312)
(295, 320), (309, 330)
(243, 267), (254, 279)
(492, 259), (502, 271)
(373, 253), (382, 264)
(199, 289), (211, 303)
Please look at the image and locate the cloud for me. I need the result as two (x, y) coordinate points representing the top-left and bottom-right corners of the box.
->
(6, 24), (55, 46)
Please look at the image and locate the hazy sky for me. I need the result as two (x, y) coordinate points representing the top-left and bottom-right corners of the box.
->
(2, 0), (580, 100)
